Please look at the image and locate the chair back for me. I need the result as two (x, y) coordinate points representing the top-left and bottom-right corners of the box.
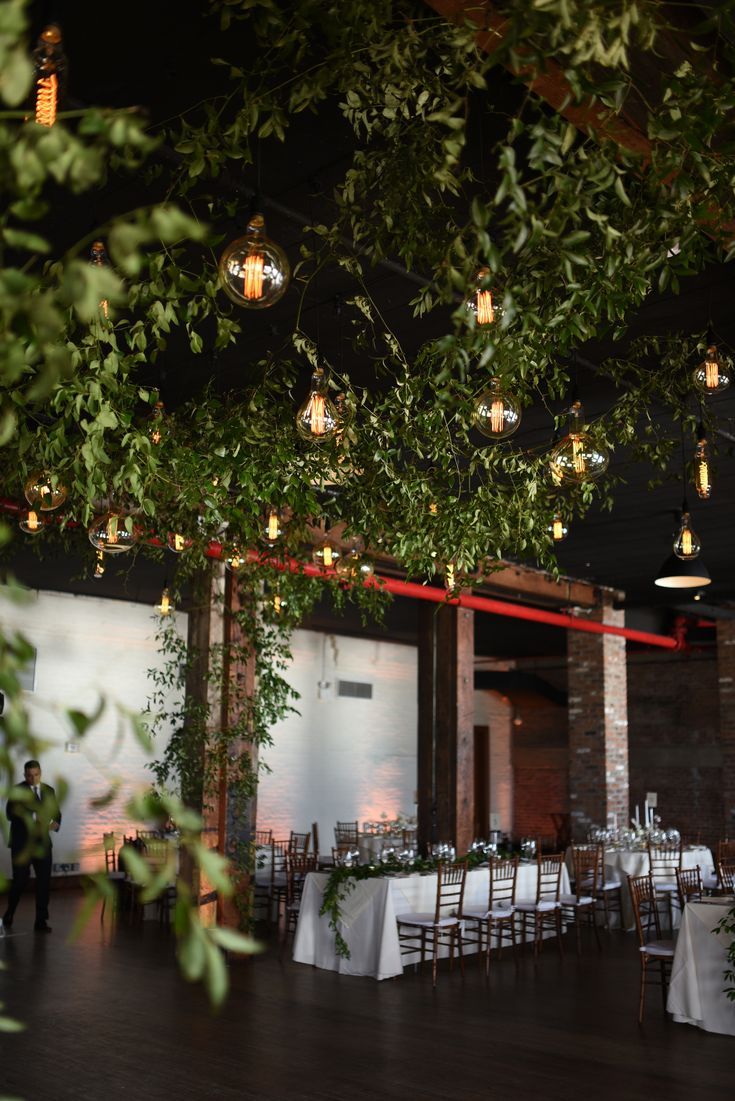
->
(311, 821), (320, 860)
(254, 828), (273, 846)
(718, 860), (735, 891)
(103, 832), (116, 873)
(718, 840), (735, 865)
(334, 821), (359, 847)
(271, 839), (289, 886)
(433, 861), (468, 923)
(675, 865), (702, 908)
(570, 844), (599, 900)
(488, 857), (517, 910)
(647, 840), (682, 883)
(627, 872), (662, 945)
(285, 851), (317, 909)
(289, 830), (311, 855)
(535, 853), (564, 904)
(137, 829), (164, 841)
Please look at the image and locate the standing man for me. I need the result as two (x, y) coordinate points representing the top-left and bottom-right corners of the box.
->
(2, 760), (61, 933)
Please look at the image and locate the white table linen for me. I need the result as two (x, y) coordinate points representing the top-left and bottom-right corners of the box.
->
(667, 900), (735, 1036)
(603, 847), (713, 930)
(292, 862), (570, 980)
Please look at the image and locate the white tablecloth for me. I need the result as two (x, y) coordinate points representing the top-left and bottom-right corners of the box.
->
(292, 863), (570, 980)
(667, 900), (735, 1035)
(603, 847), (713, 930)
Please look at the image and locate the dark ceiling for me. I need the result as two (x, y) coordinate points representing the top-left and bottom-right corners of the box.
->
(11, 0), (735, 658)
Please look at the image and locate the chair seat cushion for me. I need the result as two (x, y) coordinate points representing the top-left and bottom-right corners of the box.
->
(653, 882), (678, 893)
(701, 874), (718, 889)
(515, 900), (559, 912)
(641, 940), (675, 958)
(461, 905), (515, 920)
(396, 912), (459, 928)
(600, 880), (622, 891)
(560, 893), (594, 906)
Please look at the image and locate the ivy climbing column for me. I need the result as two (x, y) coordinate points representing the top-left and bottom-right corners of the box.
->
(567, 599), (629, 841)
(417, 602), (475, 855)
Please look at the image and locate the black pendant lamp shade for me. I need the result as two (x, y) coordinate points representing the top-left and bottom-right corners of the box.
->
(654, 554), (712, 589)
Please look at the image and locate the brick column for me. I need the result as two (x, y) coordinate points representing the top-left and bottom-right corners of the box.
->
(417, 603), (475, 854)
(716, 619), (735, 837)
(567, 601), (629, 841)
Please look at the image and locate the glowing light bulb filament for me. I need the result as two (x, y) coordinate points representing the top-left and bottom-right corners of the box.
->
(490, 399), (505, 435)
(323, 545), (333, 568)
(681, 528), (693, 557)
(572, 436), (586, 475)
(553, 519), (564, 541)
(273, 594), (282, 615)
(243, 253), (265, 300)
(705, 350), (719, 390)
(446, 564), (455, 591)
(94, 551), (105, 578)
(307, 393), (326, 436)
(173, 533), (185, 552)
(27, 510), (40, 532)
(476, 290), (495, 325)
(267, 510), (279, 542)
(35, 73), (58, 127)
(106, 516), (119, 545)
(156, 589), (171, 616)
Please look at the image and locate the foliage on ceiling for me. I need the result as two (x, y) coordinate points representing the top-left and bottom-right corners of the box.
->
(1, 0), (734, 590)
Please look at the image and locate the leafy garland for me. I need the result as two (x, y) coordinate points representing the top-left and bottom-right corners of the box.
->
(714, 903), (735, 1003)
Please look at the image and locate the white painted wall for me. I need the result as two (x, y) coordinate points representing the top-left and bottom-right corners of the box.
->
(257, 630), (418, 849)
(474, 690), (514, 834)
(0, 589), (186, 876)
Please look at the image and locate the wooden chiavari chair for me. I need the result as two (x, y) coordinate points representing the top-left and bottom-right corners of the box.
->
(396, 861), (468, 987)
(717, 860), (735, 892)
(334, 821), (359, 848)
(591, 843), (624, 931)
(561, 845), (602, 955)
(460, 857), (518, 975)
(627, 873), (674, 1024)
(515, 853), (565, 958)
(254, 828), (273, 845)
(675, 865), (703, 910)
(283, 850), (317, 942)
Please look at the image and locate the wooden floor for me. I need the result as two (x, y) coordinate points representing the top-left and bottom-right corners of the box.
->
(0, 891), (731, 1100)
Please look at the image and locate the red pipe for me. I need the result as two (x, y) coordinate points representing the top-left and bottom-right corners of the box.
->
(2, 500), (680, 650)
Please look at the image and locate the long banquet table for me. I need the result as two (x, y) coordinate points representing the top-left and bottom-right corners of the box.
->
(292, 863), (571, 980)
(667, 899), (735, 1036)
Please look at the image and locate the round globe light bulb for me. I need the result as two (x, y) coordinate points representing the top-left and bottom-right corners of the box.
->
(548, 402), (609, 485)
(88, 512), (138, 555)
(474, 378), (522, 440)
(18, 508), (43, 536)
(692, 344), (730, 395)
(295, 368), (344, 443)
(218, 213), (290, 309)
(24, 470), (67, 511)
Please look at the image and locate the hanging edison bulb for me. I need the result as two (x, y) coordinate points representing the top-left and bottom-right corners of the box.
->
(335, 550), (375, 581)
(33, 25), (65, 127)
(90, 240), (110, 318)
(18, 508), (43, 536)
(444, 563), (457, 592)
(224, 547), (245, 572)
(692, 341), (730, 395)
(295, 367), (344, 443)
(155, 587), (173, 616)
(262, 505), (288, 548)
(147, 401), (166, 446)
(548, 402), (609, 485)
(693, 425), (712, 500)
(218, 212), (290, 308)
(548, 514), (569, 542)
(474, 377), (522, 440)
(673, 510), (701, 560)
(88, 512), (138, 555)
(23, 470), (67, 511)
(167, 531), (191, 553)
(93, 551), (105, 579)
(312, 536), (341, 568)
(465, 268), (502, 327)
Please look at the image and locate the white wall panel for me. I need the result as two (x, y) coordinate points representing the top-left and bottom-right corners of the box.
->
(0, 589), (186, 875)
(257, 631), (418, 847)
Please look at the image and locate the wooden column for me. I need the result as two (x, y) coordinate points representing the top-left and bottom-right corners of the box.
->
(180, 565), (256, 928)
(567, 600), (629, 841)
(716, 619), (735, 838)
(417, 602), (475, 854)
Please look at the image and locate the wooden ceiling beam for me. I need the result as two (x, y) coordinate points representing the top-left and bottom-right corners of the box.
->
(424, 0), (653, 157)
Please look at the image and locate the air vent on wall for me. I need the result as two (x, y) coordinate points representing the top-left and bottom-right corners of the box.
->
(338, 679), (373, 700)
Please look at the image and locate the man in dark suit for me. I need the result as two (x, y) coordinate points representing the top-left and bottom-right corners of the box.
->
(3, 759), (61, 933)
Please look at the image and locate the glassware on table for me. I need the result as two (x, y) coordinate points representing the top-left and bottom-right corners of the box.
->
(378, 846), (396, 864)
(520, 837), (537, 862)
(397, 847), (415, 867)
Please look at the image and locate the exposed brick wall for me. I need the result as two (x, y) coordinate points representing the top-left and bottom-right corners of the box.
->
(511, 690), (568, 845)
(567, 605), (629, 840)
(717, 621), (735, 839)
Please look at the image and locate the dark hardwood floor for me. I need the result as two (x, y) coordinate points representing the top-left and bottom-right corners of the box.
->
(0, 891), (731, 1101)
